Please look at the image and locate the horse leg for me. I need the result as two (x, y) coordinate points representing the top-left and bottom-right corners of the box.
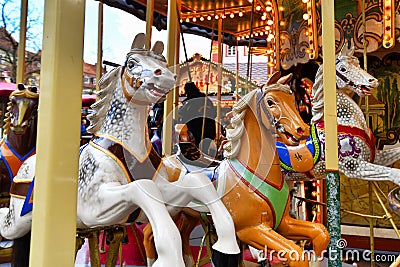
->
(339, 158), (400, 185)
(143, 223), (156, 266)
(236, 225), (308, 267)
(144, 210), (199, 267)
(177, 172), (240, 255)
(374, 147), (400, 166)
(88, 180), (185, 267)
(277, 215), (329, 267)
(179, 208), (201, 266)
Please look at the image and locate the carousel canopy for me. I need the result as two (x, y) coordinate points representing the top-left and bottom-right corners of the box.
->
(0, 81), (17, 97)
(97, 0), (398, 70)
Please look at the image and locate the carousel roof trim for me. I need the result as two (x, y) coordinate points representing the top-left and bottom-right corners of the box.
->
(180, 53), (259, 87)
(95, 0), (271, 47)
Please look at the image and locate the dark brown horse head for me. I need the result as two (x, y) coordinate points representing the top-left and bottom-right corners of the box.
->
(262, 72), (310, 146)
(4, 84), (39, 136)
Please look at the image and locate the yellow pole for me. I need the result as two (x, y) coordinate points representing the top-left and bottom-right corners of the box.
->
(16, 0), (28, 84)
(173, 18), (180, 121)
(321, 1), (341, 267)
(217, 18), (222, 139)
(163, 0), (179, 155)
(96, 1), (103, 92)
(235, 40), (239, 101)
(30, 1), (85, 267)
(145, 0), (154, 50)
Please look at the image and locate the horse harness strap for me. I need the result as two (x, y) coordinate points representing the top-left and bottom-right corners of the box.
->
(10, 179), (32, 199)
(335, 59), (355, 87)
(338, 125), (376, 162)
(277, 124), (320, 177)
(316, 122), (376, 162)
(90, 135), (162, 182)
(0, 139), (36, 178)
(228, 158), (289, 230)
(256, 90), (275, 128)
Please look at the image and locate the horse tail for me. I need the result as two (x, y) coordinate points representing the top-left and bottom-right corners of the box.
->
(12, 231), (31, 267)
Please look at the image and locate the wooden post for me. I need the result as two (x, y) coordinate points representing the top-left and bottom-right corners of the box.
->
(96, 1), (103, 91)
(16, 0), (28, 84)
(321, 1), (341, 266)
(30, 0), (85, 266)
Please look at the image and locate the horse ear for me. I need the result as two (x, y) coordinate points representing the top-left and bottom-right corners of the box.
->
(131, 33), (146, 49)
(17, 84), (25, 90)
(277, 73), (293, 85)
(151, 41), (164, 54)
(265, 71), (281, 86)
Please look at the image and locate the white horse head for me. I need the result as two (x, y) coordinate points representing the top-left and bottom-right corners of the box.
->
(122, 33), (176, 105)
(335, 45), (379, 96)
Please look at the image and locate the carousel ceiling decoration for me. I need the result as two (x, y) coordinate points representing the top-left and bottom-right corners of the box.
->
(97, 0), (400, 71)
(383, 0), (395, 48)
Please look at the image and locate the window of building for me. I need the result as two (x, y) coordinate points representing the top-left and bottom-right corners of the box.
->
(83, 76), (90, 84)
(227, 46), (236, 57)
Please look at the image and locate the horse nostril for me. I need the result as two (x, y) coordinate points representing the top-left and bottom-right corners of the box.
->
(173, 74), (177, 81)
(297, 127), (304, 135)
(368, 79), (375, 82)
(154, 69), (162, 76)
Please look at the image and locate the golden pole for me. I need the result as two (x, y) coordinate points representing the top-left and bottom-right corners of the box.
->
(235, 40), (239, 101)
(321, 1), (341, 266)
(216, 18), (223, 139)
(30, 0), (85, 266)
(173, 21), (180, 121)
(96, 1), (103, 92)
(372, 182), (400, 238)
(16, 0), (28, 84)
(145, 0), (154, 50)
(163, 0), (179, 155)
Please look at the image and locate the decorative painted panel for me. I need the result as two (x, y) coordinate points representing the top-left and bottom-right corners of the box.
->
(279, 0), (399, 70)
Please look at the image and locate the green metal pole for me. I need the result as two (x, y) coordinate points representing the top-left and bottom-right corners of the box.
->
(321, 1), (341, 266)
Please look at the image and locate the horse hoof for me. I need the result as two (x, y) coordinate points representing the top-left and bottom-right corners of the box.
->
(211, 248), (239, 267)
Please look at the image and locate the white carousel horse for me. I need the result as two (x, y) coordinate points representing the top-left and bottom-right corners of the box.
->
(278, 45), (400, 186)
(0, 33), (239, 267)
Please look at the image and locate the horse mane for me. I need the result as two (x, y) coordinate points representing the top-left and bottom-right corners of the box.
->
(311, 65), (324, 123)
(3, 86), (39, 135)
(87, 66), (123, 134)
(223, 83), (289, 158)
(311, 53), (360, 123)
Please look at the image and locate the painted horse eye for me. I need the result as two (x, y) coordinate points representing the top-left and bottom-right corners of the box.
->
(340, 67), (346, 72)
(267, 99), (274, 106)
(128, 61), (135, 69)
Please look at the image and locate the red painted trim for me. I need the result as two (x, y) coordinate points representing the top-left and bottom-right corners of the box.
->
(236, 157), (284, 190)
(342, 235), (400, 252)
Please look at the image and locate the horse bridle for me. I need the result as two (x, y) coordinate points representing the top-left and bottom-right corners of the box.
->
(335, 58), (357, 89)
(121, 66), (144, 103)
(256, 90), (275, 129)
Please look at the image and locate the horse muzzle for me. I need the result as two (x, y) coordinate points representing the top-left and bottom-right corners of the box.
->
(10, 120), (30, 135)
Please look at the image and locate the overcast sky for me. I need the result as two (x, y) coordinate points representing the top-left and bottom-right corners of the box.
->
(7, 0), (211, 65)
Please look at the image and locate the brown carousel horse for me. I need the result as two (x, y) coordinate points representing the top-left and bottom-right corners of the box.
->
(144, 73), (330, 267)
(0, 84), (38, 205)
(0, 84), (38, 263)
